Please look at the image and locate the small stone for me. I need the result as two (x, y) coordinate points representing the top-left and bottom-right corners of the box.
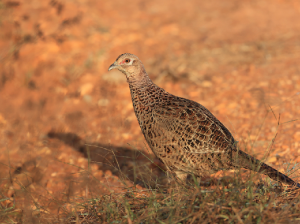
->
(83, 94), (92, 103)
(267, 157), (277, 163)
(0, 114), (7, 125)
(98, 99), (109, 106)
(201, 80), (212, 87)
(104, 170), (112, 177)
(79, 83), (94, 95)
(293, 131), (300, 141)
(55, 87), (67, 95)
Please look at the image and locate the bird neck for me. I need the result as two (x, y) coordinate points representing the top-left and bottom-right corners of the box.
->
(127, 69), (154, 90)
(127, 72), (163, 112)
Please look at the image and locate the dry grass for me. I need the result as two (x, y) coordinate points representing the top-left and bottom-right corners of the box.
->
(67, 180), (300, 223)
(1, 133), (300, 223)
(63, 129), (300, 224)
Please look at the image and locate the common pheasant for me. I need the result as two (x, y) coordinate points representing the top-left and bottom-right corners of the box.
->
(108, 53), (300, 188)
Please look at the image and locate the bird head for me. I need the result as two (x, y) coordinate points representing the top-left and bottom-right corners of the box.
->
(108, 53), (145, 80)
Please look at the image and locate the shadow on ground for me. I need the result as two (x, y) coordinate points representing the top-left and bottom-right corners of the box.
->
(47, 131), (168, 188)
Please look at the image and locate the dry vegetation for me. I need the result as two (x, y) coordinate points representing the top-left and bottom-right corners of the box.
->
(1, 0), (300, 223)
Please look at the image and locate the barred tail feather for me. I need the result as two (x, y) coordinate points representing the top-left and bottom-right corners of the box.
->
(235, 150), (300, 188)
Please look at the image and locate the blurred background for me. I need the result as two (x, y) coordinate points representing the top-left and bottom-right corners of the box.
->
(1, 0), (300, 216)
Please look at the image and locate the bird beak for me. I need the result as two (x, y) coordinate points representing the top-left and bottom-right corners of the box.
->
(108, 62), (118, 71)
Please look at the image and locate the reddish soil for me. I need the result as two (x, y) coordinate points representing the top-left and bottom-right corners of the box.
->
(1, 0), (300, 219)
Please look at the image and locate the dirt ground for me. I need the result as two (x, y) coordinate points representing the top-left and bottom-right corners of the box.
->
(1, 0), (300, 219)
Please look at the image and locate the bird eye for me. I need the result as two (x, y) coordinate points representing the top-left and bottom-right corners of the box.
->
(125, 58), (130, 63)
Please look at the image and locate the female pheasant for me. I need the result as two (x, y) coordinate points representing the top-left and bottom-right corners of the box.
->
(108, 53), (300, 188)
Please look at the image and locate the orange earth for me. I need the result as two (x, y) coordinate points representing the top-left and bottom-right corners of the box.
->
(1, 0), (300, 219)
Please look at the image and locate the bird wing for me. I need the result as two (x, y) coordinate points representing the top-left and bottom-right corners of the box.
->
(150, 97), (235, 154)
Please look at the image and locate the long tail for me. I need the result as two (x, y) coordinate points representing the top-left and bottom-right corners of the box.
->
(257, 162), (300, 188)
(233, 150), (300, 188)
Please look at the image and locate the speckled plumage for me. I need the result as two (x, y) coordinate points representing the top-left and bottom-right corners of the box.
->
(108, 53), (300, 187)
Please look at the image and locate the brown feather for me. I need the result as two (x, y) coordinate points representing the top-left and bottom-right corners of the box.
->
(109, 53), (300, 188)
